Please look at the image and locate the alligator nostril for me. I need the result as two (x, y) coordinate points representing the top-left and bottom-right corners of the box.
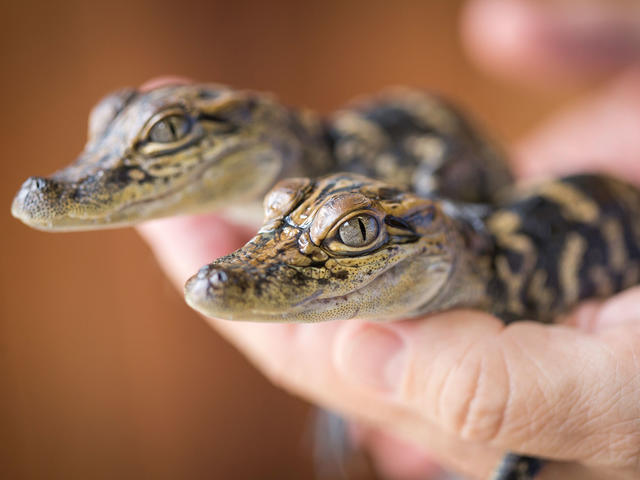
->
(209, 269), (228, 288)
(26, 176), (50, 191)
(195, 266), (229, 288)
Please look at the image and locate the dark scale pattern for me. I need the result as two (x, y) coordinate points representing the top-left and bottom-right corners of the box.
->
(487, 174), (640, 322)
(362, 105), (428, 138)
(491, 454), (544, 480)
(326, 92), (513, 204)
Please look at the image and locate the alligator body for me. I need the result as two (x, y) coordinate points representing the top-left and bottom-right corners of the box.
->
(185, 173), (640, 324)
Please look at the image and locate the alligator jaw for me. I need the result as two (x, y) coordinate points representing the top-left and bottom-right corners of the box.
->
(183, 254), (451, 324)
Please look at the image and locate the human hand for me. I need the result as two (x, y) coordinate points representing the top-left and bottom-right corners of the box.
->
(136, 68), (640, 479)
(136, 1), (640, 476)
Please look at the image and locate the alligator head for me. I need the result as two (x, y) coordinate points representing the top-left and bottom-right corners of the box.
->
(12, 80), (327, 231)
(185, 173), (487, 322)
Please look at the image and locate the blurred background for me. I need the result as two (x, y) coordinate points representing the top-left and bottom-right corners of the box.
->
(0, 1), (616, 479)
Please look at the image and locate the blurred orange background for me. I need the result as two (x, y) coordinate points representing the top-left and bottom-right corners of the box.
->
(1, 1), (589, 479)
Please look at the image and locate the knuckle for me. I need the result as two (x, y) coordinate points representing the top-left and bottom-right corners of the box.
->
(436, 343), (512, 442)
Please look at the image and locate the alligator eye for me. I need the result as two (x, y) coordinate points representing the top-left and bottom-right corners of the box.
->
(148, 114), (190, 143)
(338, 214), (379, 247)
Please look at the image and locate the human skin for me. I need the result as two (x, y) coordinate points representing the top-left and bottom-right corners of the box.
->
(462, 0), (640, 86)
(136, 2), (640, 478)
(136, 70), (640, 479)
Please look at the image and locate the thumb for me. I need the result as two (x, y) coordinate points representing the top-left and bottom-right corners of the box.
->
(334, 311), (640, 471)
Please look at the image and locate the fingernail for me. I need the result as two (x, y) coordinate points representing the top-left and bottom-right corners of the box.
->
(337, 325), (407, 393)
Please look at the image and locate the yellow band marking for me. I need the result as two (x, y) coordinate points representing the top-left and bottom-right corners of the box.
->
(559, 233), (587, 305)
(541, 182), (599, 224)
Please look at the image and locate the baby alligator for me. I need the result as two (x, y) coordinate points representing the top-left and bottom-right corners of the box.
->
(186, 172), (640, 323)
(12, 81), (510, 230)
(186, 172), (640, 480)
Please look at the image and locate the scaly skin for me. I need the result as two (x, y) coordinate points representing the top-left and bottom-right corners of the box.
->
(185, 173), (640, 324)
(12, 81), (511, 231)
(11, 83), (329, 230)
(185, 173), (491, 322)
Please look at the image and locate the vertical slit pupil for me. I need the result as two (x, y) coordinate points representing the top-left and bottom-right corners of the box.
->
(167, 118), (177, 138)
(357, 217), (366, 240)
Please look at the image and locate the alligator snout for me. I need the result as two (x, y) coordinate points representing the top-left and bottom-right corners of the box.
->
(183, 237), (331, 322)
(11, 176), (68, 229)
(190, 265), (231, 292)
(16, 176), (61, 199)
(184, 260), (264, 320)
(186, 259), (259, 294)
(23, 176), (53, 191)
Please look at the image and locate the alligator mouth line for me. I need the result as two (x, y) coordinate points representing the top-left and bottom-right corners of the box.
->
(18, 162), (221, 232)
(223, 249), (451, 323)
(40, 142), (256, 231)
(290, 289), (325, 308)
(112, 142), (252, 217)
(239, 257), (416, 321)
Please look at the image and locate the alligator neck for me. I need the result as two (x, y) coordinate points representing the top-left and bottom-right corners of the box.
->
(415, 201), (496, 316)
(273, 107), (337, 181)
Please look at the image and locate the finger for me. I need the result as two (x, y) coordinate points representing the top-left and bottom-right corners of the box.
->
(138, 214), (255, 280)
(514, 68), (640, 184)
(569, 287), (640, 334)
(461, 0), (640, 85)
(334, 312), (640, 471)
(139, 76), (193, 92)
